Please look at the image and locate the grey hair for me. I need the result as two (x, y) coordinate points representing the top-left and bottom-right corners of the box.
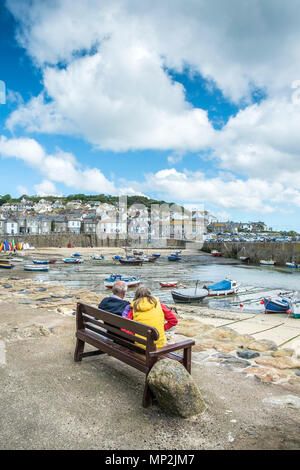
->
(112, 281), (127, 295)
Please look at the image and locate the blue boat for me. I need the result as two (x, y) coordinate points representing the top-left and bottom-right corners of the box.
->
(24, 264), (49, 272)
(112, 255), (123, 260)
(104, 274), (140, 288)
(263, 297), (291, 314)
(204, 279), (240, 296)
(286, 262), (298, 269)
(32, 259), (50, 265)
(72, 253), (82, 257)
(152, 253), (161, 258)
(168, 255), (181, 261)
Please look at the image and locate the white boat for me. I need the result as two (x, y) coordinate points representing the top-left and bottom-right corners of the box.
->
(260, 260), (276, 266)
(204, 279), (240, 296)
(211, 250), (222, 257)
(24, 264), (49, 272)
(104, 274), (140, 289)
(91, 254), (104, 260)
(286, 262), (298, 269)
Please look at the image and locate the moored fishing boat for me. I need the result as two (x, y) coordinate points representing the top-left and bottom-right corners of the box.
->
(211, 250), (222, 257)
(160, 281), (178, 288)
(262, 297), (291, 314)
(292, 300), (300, 319)
(260, 260), (276, 265)
(168, 255), (181, 261)
(72, 253), (82, 257)
(119, 258), (143, 266)
(63, 258), (81, 264)
(0, 260), (14, 269)
(104, 274), (140, 289)
(32, 259), (51, 265)
(286, 262), (298, 268)
(203, 279), (240, 296)
(112, 255), (123, 260)
(24, 264), (49, 272)
(152, 253), (161, 258)
(91, 254), (104, 260)
(171, 287), (208, 303)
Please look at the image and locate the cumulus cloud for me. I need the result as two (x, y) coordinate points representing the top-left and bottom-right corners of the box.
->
(34, 180), (61, 197)
(0, 135), (116, 194)
(142, 168), (300, 213)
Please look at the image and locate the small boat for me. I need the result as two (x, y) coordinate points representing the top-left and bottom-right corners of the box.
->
(72, 253), (82, 257)
(204, 279), (240, 296)
(292, 300), (300, 319)
(32, 259), (52, 265)
(160, 281), (178, 288)
(262, 297), (291, 314)
(211, 250), (222, 257)
(171, 287), (208, 303)
(24, 264), (49, 272)
(133, 251), (143, 256)
(119, 258), (143, 266)
(168, 255), (181, 261)
(239, 256), (250, 262)
(112, 255), (123, 260)
(152, 253), (161, 258)
(91, 254), (104, 260)
(260, 260), (276, 265)
(286, 262), (298, 269)
(0, 260), (14, 269)
(63, 258), (81, 264)
(138, 256), (157, 263)
(104, 274), (141, 289)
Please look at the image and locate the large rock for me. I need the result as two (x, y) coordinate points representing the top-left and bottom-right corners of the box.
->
(248, 339), (278, 352)
(255, 356), (300, 370)
(147, 359), (205, 418)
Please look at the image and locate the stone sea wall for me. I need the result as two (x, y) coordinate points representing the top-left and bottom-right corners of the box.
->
(1, 233), (186, 249)
(203, 241), (300, 266)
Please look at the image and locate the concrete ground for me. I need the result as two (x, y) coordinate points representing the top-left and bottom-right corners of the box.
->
(0, 301), (299, 450)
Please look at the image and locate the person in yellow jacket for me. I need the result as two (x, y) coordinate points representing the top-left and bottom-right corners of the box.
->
(125, 286), (167, 348)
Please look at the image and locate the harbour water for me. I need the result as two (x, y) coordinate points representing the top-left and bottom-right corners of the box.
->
(12, 253), (298, 314)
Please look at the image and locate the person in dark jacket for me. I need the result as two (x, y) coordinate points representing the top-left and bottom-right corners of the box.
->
(98, 281), (130, 315)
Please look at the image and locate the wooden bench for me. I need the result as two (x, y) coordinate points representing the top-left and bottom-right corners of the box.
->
(74, 302), (195, 407)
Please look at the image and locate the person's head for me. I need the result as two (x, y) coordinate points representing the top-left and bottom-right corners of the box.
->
(133, 286), (157, 311)
(112, 281), (127, 299)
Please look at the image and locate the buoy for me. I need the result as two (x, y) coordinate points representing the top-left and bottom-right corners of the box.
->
(260, 300), (264, 304)
(286, 309), (291, 314)
(240, 302), (244, 307)
(183, 285), (186, 289)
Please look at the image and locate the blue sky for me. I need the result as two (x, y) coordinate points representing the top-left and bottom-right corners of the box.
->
(1, 0), (300, 231)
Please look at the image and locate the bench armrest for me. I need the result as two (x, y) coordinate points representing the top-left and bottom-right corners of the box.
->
(149, 339), (195, 357)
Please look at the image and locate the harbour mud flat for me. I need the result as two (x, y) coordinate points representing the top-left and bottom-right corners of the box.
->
(0, 273), (300, 450)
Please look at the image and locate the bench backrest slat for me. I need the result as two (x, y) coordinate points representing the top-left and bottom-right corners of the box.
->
(77, 302), (159, 354)
(83, 314), (148, 346)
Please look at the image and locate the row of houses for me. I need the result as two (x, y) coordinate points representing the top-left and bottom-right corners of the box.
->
(0, 206), (207, 240)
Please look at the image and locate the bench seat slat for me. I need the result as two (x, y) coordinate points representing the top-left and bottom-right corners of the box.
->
(76, 330), (149, 373)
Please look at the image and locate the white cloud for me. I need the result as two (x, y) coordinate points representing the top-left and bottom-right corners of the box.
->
(0, 135), (116, 194)
(34, 180), (61, 197)
(142, 168), (300, 213)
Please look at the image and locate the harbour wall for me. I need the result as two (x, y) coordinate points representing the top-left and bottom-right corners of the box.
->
(0, 234), (186, 249)
(203, 241), (300, 266)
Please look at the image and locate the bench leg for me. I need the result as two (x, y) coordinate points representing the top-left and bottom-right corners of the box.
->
(74, 338), (85, 362)
(183, 347), (192, 374)
(142, 380), (154, 408)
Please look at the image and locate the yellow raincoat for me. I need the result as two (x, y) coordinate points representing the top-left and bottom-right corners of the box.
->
(131, 296), (167, 348)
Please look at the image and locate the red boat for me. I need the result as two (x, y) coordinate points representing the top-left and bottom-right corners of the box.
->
(160, 281), (178, 288)
(211, 250), (222, 257)
(49, 260), (57, 264)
